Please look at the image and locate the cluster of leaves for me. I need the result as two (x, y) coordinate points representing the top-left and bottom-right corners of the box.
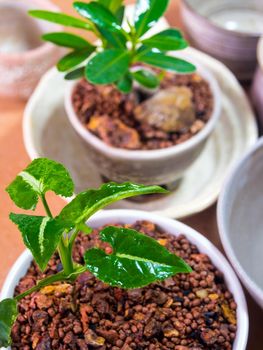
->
(0, 158), (191, 347)
(30, 0), (195, 93)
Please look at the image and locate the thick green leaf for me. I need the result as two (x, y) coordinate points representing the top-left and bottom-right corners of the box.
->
(6, 158), (74, 210)
(42, 32), (94, 50)
(0, 298), (18, 347)
(142, 28), (188, 51)
(58, 182), (167, 229)
(57, 47), (95, 72)
(115, 5), (125, 25)
(85, 49), (130, 84)
(74, 2), (121, 31)
(132, 69), (159, 88)
(97, 0), (123, 14)
(65, 67), (85, 80)
(134, 0), (169, 38)
(29, 10), (92, 30)
(85, 226), (192, 288)
(10, 214), (65, 271)
(99, 27), (127, 48)
(137, 51), (196, 73)
(117, 73), (133, 93)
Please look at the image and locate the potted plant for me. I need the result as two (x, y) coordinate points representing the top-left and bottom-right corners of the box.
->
(29, 0), (221, 187)
(0, 158), (248, 349)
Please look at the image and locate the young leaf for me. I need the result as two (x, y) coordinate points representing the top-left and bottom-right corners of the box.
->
(0, 298), (18, 347)
(134, 0), (169, 38)
(6, 158), (74, 210)
(132, 69), (159, 89)
(65, 67), (85, 80)
(29, 10), (92, 30)
(137, 51), (196, 73)
(42, 32), (94, 50)
(85, 226), (192, 288)
(10, 214), (65, 271)
(142, 28), (188, 51)
(58, 182), (167, 229)
(57, 47), (95, 72)
(85, 49), (130, 84)
(73, 2), (121, 31)
(117, 73), (133, 93)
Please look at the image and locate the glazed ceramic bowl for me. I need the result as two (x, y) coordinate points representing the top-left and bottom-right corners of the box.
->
(181, 0), (263, 81)
(65, 56), (221, 187)
(1, 209), (248, 349)
(251, 36), (263, 129)
(218, 138), (263, 308)
(0, 0), (62, 99)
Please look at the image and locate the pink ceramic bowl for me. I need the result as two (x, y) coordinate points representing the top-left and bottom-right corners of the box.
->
(0, 0), (63, 99)
(181, 0), (263, 81)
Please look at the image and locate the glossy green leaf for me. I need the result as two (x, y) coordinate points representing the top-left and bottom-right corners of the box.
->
(115, 5), (125, 24)
(65, 67), (85, 80)
(132, 69), (159, 88)
(42, 32), (94, 50)
(85, 49), (130, 84)
(10, 214), (65, 271)
(58, 182), (167, 229)
(142, 28), (188, 51)
(137, 51), (196, 73)
(117, 73), (133, 93)
(73, 2), (121, 31)
(6, 158), (74, 210)
(99, 27), (127, 48)
(29, 10), (92, 30)
(85, 226), (192, 288)
(97, 0), (123, 14)
(134, 0), (169, 38)
(0, 298), (18, 347)
(57, 47), (95, 72)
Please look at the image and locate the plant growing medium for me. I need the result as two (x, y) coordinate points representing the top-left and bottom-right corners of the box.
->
(0, 158), (192, 347)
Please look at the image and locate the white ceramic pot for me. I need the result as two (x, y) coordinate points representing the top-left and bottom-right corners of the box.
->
(1, 209), (248, 350)
(181, 0), (263, 81)
(218, 137), (263, 309)
(65, 58), (221, 186)
(0, 0), (63, 99)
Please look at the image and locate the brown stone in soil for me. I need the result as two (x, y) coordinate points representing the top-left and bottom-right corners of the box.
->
(72, 71), (214, 150)
(11, 221), (237, 349)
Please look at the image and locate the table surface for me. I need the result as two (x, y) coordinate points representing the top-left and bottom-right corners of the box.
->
(0, 1), (262, 348)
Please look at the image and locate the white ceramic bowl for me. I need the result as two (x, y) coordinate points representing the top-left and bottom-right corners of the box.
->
(1, 209), (248, 349)
(0, 0), (62, 99)
(218, 138), (263, 309)
(251, 36), (263, 130)
(65, 57), (221, 186)
(181, 0), (263, 80)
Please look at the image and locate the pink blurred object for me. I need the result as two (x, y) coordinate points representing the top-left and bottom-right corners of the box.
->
(0, 0), (63, 99)
(251, 37), (263, 130)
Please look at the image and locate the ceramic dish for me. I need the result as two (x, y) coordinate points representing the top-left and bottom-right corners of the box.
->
(1, 209), (249, 350)
(23, 47), (258, 219)
(0, 0), (62, 99)
(218, 137), (263, 309)
(181, 0), (263, 80)
(251, 36), (263, 130)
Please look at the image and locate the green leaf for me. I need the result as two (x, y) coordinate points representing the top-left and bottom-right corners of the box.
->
(97, 0), (123, 14)
(6, 158), (74, 210)
(0, 298), (18, 347)
(74, 2), (121, 31)
(132, 69), (159, 89)
(142, 28), (188, 51)
(65, 67), (85, 80)
(42, 32), (94, 50)
(85, 49), (130, 84)
(58, 182), (167, 229)
(117, 73), (133, 93)
(137, 51), (196, 73)
(115, 5), (125, 25)
(29, 10), (92, 30)
(99, 27), (127, 48)
(85, 226), (192, 288)
(134, 0), (169, 38)
(57, 47), (95, 72)
(10, 214), (65, 271)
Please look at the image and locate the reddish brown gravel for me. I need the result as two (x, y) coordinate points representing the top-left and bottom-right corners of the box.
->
(72, 72), (214, 150)
(11, 221), (237, 349)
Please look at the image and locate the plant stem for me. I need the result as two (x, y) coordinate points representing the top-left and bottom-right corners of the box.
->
(41, 194), (53, 218)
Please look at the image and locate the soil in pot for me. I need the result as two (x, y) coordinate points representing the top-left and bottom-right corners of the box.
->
(11, 221), (237, 349)
(72, 72), (214, 150)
